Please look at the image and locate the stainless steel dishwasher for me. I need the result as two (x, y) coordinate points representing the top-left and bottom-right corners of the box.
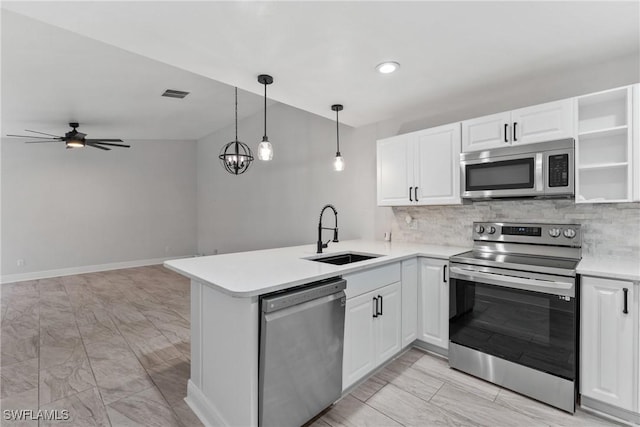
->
(259, 277), (346, 427)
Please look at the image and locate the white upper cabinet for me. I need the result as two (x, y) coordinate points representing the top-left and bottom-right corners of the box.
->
(581, 276), (638, 412)
(511, 99), (574, 145)
(461, 112), (511, 152)
(462, 99), (575, 152)
(576, 84), (639, 203)
(377, 123), (462, 206)
(377, 134), (413, 206)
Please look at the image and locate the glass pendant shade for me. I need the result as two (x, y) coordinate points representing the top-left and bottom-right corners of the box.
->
(331, 104), (344, 172)
(257, 136), (273, 161)
(334, 153), (345, 171)
(257, 74), (274, 161)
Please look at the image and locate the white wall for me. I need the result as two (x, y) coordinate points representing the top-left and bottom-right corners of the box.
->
(197, 102), (377, 255)
(1, 139), (197, 280)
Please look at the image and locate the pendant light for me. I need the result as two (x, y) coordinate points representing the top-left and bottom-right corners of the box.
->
(219, 87), (254, 175)
(331, 104), (344, 171)
(257, 74), (274, 161)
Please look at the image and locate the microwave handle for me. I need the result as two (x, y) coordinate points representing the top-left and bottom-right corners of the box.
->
(535, 153), (544, 192)
(449, 266), (574, 296)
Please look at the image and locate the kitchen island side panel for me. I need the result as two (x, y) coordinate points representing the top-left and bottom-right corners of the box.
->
(188, 279), (260, 426)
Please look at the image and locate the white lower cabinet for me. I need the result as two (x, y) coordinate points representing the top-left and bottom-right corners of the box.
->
(418, 258), (449, 350)
(401, 258), (418, 348)
(581, 276), (639, 415)
(343, 281), (401, 390)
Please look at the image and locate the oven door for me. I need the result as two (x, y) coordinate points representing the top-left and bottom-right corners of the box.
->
(449, 263), (576, 381)
(462, 153), (543, 199)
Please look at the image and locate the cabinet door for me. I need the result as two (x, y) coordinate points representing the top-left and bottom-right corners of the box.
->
(377, 135), (413, 206)
(418, 258), (449, 350)
(414, 123), (462, 205)
(462, 111), (511, 152)
(511, 99), (574, 145)
(401, 259), (418, 348)
(581, 277), (636, 411)
(343, 291), (377, 390)
(375, 282), (402, 365)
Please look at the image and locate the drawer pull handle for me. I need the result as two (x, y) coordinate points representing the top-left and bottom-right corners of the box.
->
(378, 295), (383, 316)
(623, 288), (629, 314)
(373, 297), (378, 318)
(409, 187), (413, 202)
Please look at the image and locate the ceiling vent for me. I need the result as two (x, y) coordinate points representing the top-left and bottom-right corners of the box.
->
(162, 89), (190, 99)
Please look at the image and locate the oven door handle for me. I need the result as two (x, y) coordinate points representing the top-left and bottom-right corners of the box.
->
(449, 266), (574, 297)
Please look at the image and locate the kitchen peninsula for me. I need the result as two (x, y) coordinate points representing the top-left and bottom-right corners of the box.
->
(164, 240), (467, 426)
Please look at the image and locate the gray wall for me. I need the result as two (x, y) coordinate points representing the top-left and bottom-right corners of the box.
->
(1, 139), (197, 278)
(196, 103), (377, 255)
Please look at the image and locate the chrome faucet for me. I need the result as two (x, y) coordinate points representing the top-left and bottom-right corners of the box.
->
(317, 204), (339, 253)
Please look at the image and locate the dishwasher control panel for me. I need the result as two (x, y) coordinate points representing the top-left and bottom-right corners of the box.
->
(261, 277), (346, 313)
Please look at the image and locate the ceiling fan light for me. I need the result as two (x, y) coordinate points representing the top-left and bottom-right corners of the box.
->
(66, 140), (84, 148)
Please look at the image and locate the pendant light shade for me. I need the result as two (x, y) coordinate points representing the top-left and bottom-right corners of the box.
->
(331, 104), (344, 171)
(219, 87), (254, 175)
(257, 74), (274, 161)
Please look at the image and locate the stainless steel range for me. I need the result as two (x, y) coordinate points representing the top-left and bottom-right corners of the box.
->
(448, 221), (581, 413)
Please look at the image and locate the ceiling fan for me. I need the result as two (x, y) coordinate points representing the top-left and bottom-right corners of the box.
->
(6, 122), (130, 150)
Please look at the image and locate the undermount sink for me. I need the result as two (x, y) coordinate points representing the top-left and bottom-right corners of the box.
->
(308, 252), (382, 265)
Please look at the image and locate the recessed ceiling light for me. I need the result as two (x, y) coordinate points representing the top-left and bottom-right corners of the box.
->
(376, 61), (400, 74)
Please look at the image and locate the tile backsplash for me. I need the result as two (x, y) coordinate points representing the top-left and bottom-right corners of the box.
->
(392, 200), (640, 259)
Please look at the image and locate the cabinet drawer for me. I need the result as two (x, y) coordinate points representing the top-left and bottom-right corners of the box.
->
(344, 263), (401, 299)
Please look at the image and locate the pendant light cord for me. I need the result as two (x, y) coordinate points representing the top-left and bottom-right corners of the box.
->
(263, 83), (267, 138)
(235, 87), (238, 142)
(335, 109), (340, 153)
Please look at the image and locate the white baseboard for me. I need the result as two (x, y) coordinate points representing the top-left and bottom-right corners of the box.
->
(1, 255), (193, 285)
(186, 380), (228, 427)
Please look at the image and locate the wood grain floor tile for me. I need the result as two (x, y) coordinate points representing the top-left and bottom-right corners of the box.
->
(350, 375), (387, 402)
(367, 383), (476, 427)
(321, 395), (402, 427)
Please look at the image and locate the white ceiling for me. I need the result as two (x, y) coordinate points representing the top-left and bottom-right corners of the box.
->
(2, 1), (639, 133)
(1, 10), (271, 140)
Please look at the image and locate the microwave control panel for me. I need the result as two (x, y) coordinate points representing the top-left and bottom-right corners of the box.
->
(548, 154), (569, 187)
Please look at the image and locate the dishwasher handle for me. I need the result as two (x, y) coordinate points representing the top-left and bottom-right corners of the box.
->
(261, 278), (346, 313)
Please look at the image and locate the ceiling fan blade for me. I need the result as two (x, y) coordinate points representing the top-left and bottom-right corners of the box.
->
(86, 143), (111, 151)
(87, 141), (130, 148)
(85, 139), (124, 142)
(24, 140), (59, 143)
(24, 129), (62, 138)
(7, 134), (61, 139)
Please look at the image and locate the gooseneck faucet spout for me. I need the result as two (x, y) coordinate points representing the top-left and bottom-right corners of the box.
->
(317, 204), (339, 254)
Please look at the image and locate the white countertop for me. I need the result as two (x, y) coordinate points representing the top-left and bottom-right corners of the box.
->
(164, 240), (468, 297)
(577, 256), (640, 282)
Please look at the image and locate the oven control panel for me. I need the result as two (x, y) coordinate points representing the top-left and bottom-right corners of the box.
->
(473, 222), (581, 247)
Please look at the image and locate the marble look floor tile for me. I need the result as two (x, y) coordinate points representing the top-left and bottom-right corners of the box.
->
(0, 384), (38, 426)
(412, 353), (500, 402)
(147, 356), (189, 406)
(171, 400), (204, 427)
(307, 417), (332, 427)
(430, 383), (547, 427)
(75, 306), (121, 343)
(367, 383), (476, 427)
(1, 334), (39, 367)
(128, 334), (182, 370)
(321, 395), (402, 427)
(106, 386), (181, 427)
(40, 324), (81, 348)
(40, 387), (110, 427)
(117, 319), (164, 342)
(108, 303), (147, 325)
(39, 345), (96, 404)
(0, 358), (39, 398)
(350, 375), (387, 402)
(495, 389), (618, 426)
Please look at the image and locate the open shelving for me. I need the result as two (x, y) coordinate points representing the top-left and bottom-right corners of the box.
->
(575, 86), (635, 203)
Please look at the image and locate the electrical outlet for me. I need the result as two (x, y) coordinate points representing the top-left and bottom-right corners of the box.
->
(16, 259), (25, 267)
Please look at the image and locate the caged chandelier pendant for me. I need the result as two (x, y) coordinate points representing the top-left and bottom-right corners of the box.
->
(219, 87), (254, 175)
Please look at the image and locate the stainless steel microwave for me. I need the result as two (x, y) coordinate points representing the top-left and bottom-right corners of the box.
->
(461, 139), (574, 200)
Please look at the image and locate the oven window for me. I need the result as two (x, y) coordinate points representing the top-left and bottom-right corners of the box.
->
(465, 158), (535, 191)
(449, 279), (575, 380)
